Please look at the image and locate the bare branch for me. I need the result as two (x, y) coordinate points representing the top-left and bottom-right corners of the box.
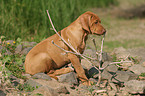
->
(99, 34), (105, 68)
(100, 61), (132, 70)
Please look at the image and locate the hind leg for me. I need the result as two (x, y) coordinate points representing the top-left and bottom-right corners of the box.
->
(25, 53), (53, 75)
(47, 67), (73, 80)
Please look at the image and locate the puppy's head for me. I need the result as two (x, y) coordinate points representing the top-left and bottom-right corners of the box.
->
(80, 11), (106, 35)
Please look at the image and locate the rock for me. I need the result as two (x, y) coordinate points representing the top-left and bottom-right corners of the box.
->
(32, 85), (69, 96)
(15, 44), (23, 54)
(21, 47), (32, 55)
(112, 47), (130, 60)
(30, 79), (70, 95)
(32, 73), (52, 81)
(88, 67), (99, 78)
(31, 86), (58, 96)
(101, 69), (113, 81)
(117, 87), (130, 96)
(112, 71), (138, 83)
(125, 80), (145, 94)
(109, 82), (117, 91)
(0, 90), (6, 96)
(26, 79), (42, 89)
(77, 84), (97, 96)
(88, 66), (114, 80)
(55, 86), (69, 94)
(102, 61), (118, 72)
(83, 49), (96, 58)
(129, 64), (145, 75)
(58, 72), (78, 85)
(102, 52), (113, 62)
(81, 59), (92, 69)
(108, 90), (117, 96)
(128, 47), (145, 63)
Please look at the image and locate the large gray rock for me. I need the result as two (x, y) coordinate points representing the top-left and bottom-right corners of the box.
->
(30, 79), (71, 95)
(128, 47), (145, 63)
(26, 79), (42, 89)
(32, 73), (52, 81)
(112, 71), (138, 83)
(31, 86), (59, 96)
(129, 64), (145, 75)
(58, 72), (78, 85)
(112, 47), (130, 60)
(32, 85), (69, 96)
(125, 80), (145, 94)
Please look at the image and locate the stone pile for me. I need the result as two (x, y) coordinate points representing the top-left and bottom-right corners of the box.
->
(0, 40), (145, 96)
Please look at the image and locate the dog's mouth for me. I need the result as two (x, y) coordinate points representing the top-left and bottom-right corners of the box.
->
(93, 32), (106, 36)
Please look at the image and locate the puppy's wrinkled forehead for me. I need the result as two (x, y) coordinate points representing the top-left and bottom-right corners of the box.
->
(90, 13), (101, 23)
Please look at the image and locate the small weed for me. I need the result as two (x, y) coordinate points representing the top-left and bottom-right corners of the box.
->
(140, 73), (145, 77)
(128, 56), (140, 64)
(17, 83), (35, 92)
(0, 36), (26, 79)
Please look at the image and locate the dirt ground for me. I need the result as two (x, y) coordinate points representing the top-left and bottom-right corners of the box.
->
(87, 0), (145, 52)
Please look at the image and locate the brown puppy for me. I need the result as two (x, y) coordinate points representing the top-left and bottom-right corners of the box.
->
(25, 11), (106, 85)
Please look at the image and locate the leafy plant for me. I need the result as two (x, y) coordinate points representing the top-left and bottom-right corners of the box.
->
(17, 83), (35, 92)
(140, 73), (145, 77)
(0, 36), (26, 79)
(128, 56), (140, 64)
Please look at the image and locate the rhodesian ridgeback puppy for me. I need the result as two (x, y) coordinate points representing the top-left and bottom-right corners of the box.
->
(25, 11), (106, 85)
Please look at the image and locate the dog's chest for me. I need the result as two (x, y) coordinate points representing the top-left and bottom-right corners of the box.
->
(77, 34), (88, 54)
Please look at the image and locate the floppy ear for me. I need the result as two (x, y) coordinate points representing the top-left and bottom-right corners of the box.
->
(80, 14), (91, 32)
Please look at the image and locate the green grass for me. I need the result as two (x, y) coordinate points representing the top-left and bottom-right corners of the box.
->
(0, 0), (117, 42)
(104, 39), (145, 52)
